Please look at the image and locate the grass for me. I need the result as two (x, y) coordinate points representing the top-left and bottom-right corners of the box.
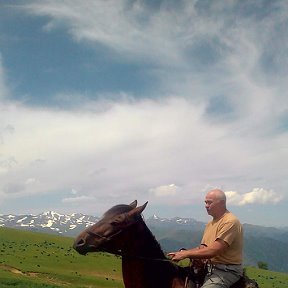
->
(0, 227), (287, 287)
(0, 227), (123, 287)
(245, 266), (288, 288)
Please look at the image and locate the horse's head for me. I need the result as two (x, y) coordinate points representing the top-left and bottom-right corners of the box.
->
(73, 200), (148, 255)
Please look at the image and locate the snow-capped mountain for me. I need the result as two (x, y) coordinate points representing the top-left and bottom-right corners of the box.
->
(0, 211), (205, 236)
(0, 211), (100, 236)
(146, 214), (206, 231)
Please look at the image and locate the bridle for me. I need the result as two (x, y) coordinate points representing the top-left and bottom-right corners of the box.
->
(85, 217), (172, 263)
(86, 212), (139, 244)
(87, 229), (123, 242)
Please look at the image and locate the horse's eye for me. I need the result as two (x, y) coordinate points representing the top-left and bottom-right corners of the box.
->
(110, 214), (126, 226)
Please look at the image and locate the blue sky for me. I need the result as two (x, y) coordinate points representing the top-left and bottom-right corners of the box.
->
(0, 0), (287, 227)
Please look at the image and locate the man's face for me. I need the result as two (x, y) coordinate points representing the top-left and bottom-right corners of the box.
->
(204, 194), (221, 216)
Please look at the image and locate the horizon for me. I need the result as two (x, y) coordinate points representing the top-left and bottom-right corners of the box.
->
(0, 1), (287, 227)
(1, 206), (287, 229)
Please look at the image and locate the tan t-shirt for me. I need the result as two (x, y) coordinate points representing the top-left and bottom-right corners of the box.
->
(201, 212), (243, 264)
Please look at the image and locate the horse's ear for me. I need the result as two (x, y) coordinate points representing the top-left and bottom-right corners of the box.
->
(128, 201), (148, 217)
(129, 200), (137, 208)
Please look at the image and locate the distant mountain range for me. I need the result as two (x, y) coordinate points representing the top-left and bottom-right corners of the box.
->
(0, 211), (99, 237)
(1, 211), (288, 273)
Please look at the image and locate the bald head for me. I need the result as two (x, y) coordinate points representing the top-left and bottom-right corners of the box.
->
(205, 189), (227, 219)
(207, 189), (226, 203)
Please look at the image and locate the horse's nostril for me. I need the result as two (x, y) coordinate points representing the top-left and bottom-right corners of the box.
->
(75, 239), (85, 248)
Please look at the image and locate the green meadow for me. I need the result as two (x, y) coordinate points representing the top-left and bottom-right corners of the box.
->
(0, 227), (287, 287)
(0, 227), (123, 287)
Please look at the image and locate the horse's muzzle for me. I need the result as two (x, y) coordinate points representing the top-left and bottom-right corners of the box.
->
(73, 238), (88, 255)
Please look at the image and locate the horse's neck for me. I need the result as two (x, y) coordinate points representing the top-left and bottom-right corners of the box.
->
(121, 221), (185, 288)
(123, 220), (165, 258)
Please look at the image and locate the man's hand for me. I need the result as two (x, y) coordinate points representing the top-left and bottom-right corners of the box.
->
(167, 239), (228, 262)
(167, 250), (188, 262)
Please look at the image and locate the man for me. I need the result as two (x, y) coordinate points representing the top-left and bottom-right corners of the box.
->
(168, 189), (243, 288)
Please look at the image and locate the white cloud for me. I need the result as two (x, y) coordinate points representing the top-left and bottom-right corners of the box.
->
(1, 96), (287, 211)
(21, 0), (282, 71)
(226, 188), (283, 206)
(149, 184), (179, 197)
(25, 178), (37, 185)
(0, 97), (207, 199)
(71, 188), (78, 195)
(18, 0), (288, 136)
(62, 195), (96, 203)
(21, 0), (192, 66)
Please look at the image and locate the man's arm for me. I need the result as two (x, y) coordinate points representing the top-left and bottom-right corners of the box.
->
(167, 238), (228, 262)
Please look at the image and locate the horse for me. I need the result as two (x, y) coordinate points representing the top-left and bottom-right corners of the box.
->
(73, 200), (258, 288)
(73, 200), (187, 288)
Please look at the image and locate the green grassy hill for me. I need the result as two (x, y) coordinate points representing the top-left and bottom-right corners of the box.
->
(0, 227), (123, 287)
(0, 227), (287, 288)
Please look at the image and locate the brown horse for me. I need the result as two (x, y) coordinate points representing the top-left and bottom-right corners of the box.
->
(73, 200), (258, 288)
(73, 200), (188, 288)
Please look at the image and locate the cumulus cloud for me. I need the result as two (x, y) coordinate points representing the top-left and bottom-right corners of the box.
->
(226, 188), (283, 206)
(149, 184), (180, 197)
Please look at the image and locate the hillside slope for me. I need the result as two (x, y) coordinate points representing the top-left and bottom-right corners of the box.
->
(0, 227), (123, 288)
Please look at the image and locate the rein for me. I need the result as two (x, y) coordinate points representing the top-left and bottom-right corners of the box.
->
(95, 246), (173, 262)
